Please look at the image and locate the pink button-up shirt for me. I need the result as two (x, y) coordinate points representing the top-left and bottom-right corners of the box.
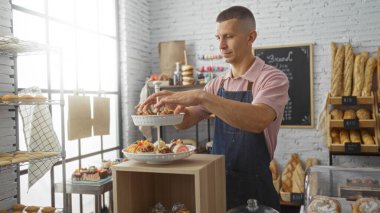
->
(193, 57), (289, 159)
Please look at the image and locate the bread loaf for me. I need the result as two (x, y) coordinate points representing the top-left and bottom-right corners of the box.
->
(340, 129), (350, 144)
(331, 45), (344, 97)
(343, 44), (354, 96)
(331, 42), (337, 87)
(360, 51), (369, 64)
(352, 55), (364, 96)
(330, 108), (343, 120)
(281, 154), (300, 193)
(343, 109), (357, 119)
(352, 197), (380, 213)
(269, 159), (279, 180)
(305, 158), (319, 171)
(331, 128), (341, 144)
(349, 130), (361, 143)
(361, 57), (377, 96)
(308, 196), (342, 213)
(378, 47), (380, 98)
(292, 163), (305, 193)
(361, 129), (375, 145)
(356, 108), (371, 120)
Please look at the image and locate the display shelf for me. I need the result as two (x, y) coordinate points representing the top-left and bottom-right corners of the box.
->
(0, 36), (53, 55)
(328, 93), (374, 105)
(0, 151), (61, 168)
(0, 99), (62, 106)
(112, 154), (226, 213)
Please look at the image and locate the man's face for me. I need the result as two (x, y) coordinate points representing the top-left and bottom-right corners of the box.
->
(215, 18), (255, 65)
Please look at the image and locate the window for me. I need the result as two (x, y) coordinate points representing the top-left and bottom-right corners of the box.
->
(12, 0), (120, 211)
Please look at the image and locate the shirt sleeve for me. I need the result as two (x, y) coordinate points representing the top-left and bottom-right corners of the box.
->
(252, 71), (289, 121)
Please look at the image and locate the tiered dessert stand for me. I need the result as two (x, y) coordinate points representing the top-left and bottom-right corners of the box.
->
(124, 81), (196, 164)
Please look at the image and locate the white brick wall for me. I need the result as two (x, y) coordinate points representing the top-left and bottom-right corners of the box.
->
(121, 0), (380, 169)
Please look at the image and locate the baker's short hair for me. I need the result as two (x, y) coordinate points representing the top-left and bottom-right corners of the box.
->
(216, 6), (256, 30)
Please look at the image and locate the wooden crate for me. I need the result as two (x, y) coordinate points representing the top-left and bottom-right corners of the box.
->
(328, 93), (374, 105)
(328, 103), (377, 128)
(112, 154), (226, 213)
(327, 127), (379, 153)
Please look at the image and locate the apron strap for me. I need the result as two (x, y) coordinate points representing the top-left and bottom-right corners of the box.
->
(247, 81), (253, 91)
(219, 79), (226, 90)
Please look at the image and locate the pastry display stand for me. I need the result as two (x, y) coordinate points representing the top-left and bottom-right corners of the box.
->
(55, 178), (113, 213)
(112, 154), (226, 213)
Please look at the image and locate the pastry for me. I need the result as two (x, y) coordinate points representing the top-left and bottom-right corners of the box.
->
(343, 43), (354, 96)
(292, 163), (305, 193)
(350, 130), (361, 143)
(331, 45), (344, 97)
(356, 108), (371, 120)
(343, 109), (357, 119)
(124, 144), (138, 153)
(361, 129), (375, 145)
(339, 130), (350, 144)
(307, 196), (341, 213)
(41, 207), (56, 213)
(330, 109), (343, 120)
(25, 206), (40, 213)
(361, 57), (377, 97)
(352, 197), (380, 213)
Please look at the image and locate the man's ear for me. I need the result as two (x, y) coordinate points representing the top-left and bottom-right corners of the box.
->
(248, 30), (257, 45)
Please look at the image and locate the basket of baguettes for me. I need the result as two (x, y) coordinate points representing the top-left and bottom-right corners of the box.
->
(327, 42), (379, 153)
(272, 153), (319, 203)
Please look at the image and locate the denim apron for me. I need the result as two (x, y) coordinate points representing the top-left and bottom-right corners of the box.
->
(210, 79), (280, 211)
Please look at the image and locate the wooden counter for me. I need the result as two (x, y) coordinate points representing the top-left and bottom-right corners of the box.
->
(112, 154), (226, 213)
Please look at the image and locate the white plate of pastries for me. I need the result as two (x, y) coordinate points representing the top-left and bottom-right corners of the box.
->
(122, 139), (196, 164)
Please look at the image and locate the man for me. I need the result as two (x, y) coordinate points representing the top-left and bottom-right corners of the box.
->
(139, 6), (288, 211)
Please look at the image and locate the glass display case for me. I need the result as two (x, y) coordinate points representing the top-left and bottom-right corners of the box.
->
(304, 166), (380, 212)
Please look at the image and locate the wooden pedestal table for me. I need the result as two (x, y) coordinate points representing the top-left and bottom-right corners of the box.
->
(55, 177), (113, 213)
(112, 154), (226, 213)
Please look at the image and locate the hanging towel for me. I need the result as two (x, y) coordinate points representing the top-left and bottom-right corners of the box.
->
(19, 87), (61, 190)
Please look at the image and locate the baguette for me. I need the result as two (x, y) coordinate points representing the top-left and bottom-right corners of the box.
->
(331, 45), (344, 97)
(361, 57), (377, 96)
(343, 44), (354, 96)
(378, 47), (380, 98)
(352, 55), (364, 96)
(269, 159), (279, 180)
(331, 42), (337, 87)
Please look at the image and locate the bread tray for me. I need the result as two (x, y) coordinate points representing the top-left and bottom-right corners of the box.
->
(122, 145), (196, 164)
(131, 113), (184, 126)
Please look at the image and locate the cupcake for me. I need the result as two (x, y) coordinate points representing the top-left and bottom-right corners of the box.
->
(12, 204), (26, 211)
(41, 206), (56, 213)
(25, 205), (40, 213)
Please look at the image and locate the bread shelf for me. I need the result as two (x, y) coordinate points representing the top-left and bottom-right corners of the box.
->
(0, 151), (60, 168)
(327, 128), (379, 153)
(328, 93), (374, 105)
(0, 99), (62, 106)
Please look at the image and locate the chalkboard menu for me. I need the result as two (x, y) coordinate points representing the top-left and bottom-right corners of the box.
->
(254, 44), (314, 128)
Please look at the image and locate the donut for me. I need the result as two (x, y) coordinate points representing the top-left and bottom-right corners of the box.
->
(182, 65), (194, 72)
(181, 71), (193, 76)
